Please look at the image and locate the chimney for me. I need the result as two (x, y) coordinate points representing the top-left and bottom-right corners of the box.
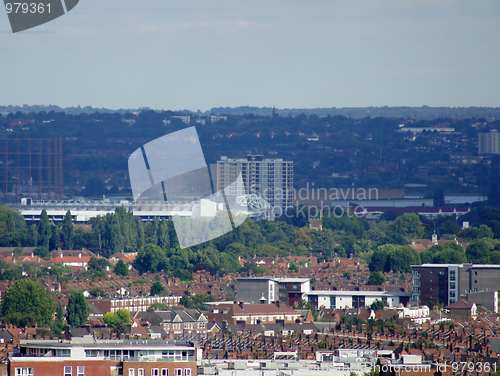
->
(78, 253), (81, 258)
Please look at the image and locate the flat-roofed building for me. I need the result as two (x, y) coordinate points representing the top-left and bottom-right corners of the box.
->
(87, 296), (182, 314)
(236, 277), (310, 306)
(9, 338), (198, 376)
(412, 263), (500, 307)
(479, 129), (500, 154)
(304, 290), (412, 310)
(217, 155), (293, 212)
(207, 301), (301, 325)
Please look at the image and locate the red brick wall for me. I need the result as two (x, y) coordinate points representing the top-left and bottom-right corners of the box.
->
(9, 360), (111, 376)
(9, 360), (197, 376)
(123, 361), (197, 376)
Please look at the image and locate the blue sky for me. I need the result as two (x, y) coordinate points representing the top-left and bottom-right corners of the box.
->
(1, 0), (499, 111)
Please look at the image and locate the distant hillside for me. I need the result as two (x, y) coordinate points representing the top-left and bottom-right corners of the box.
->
(0, 104), (139, 115)
(2, 104), (500, 120)
(210, 106), (500, 120)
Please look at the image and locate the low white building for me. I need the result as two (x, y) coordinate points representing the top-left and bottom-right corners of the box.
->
(305, 290), (412, 310)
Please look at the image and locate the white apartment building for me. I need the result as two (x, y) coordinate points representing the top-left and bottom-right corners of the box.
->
(216, 155), (293, 212)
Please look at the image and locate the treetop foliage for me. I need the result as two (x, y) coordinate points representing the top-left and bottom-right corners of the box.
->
(1, 279), (56, 327)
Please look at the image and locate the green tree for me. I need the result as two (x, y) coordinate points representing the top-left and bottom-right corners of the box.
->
(13, 247), (23, 258)
(369, 300), (387, 311)
(288, 260), (299, 272)
(134, 244), (167, 274)
(389, 245), (421, 273)
(370, 244), (420, 273)
(466, 238), (495, 263)
(438, 220), (461, 236)
(366, 271), (386, 285)
(150, 281), (165, 296)
(61, 210), (75, 250)
(89, 257), (109, 271)
(33, 246), (50, 260)
(369, 246), (391, 272)
(294, 227), (312, 247)
(37, 209), (51, 248)
(89, 286), (106, 297)
(54, 302), (65, 334)
(0, 206), (28, 247)
(388, 213), (424, 244)
(1, 279), (56, 327)
(66, 290), (90, 327)
(431, 243), (467, 264)
(103, 308), (131, 335)
(114, 259), (129, 276)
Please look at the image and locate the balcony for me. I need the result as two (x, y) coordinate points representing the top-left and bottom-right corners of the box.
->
(106, 355), (196, 362)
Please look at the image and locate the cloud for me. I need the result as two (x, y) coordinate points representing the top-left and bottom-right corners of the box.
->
(140, 19), (273, 34)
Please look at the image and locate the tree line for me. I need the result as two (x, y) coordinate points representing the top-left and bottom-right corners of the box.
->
(2, 205), (500, 280)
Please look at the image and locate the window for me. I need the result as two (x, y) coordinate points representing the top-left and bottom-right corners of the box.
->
(450, 271), (456, 281)
(185, 369), (192, 376)
(475, 280), (478, 284)
(161, 370), (169, 376)
(152, 369), (159, 376)
(129, 370), (136, 376)
(58, 349), (71, 357)
(175, 369), (182, 376)
(439, 271), (445, 275)
(65, 366), (72, 376)
(78, 366), (85, 376)
(138, 369), (145, 376)
(15, 369), (33, 376)
(86, 349), (98, 357)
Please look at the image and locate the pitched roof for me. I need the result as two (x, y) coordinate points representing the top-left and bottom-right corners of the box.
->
(447, 300), (475, 309)
(49, 256), (92, 263)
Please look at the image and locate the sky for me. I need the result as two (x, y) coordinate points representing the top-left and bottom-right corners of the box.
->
(1, 0), (500, 112)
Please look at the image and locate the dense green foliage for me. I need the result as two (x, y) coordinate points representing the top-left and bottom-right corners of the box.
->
(66, 290), (90, 328)
(179, 293), (212, 310)
(103, 308), (131, 334)
(114, 259), (129, 276)
(150, 281), (165, 296)
(369, 244), (421, 273)
(1, 279), (56, 327)
(420, 243), (468, 264)
(366, 271), (386, 285)
(2, 196), (500, 282)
